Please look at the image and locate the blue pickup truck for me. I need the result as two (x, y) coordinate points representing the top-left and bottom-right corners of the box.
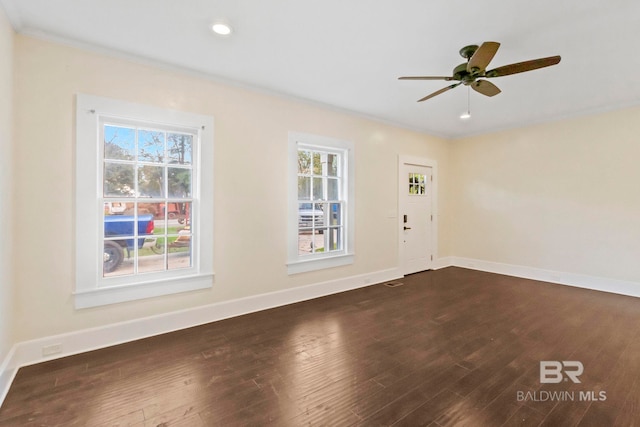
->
(103, 214), (155, 273)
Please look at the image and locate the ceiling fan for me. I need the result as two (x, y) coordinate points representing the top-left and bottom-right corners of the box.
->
(399, 42), (561, 102)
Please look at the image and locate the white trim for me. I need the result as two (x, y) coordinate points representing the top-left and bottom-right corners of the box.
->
(0, 266), (401, 407)
(74, 274), (214, 309)
(0, 345), (17, 408)
(287, 253), (355, 275)
(287, 132), (355, 274)
(398, 155), (438, 274)
(432, 256), (455, 270)
(75, 94), (214, 308)
(452, 257), (640, 298)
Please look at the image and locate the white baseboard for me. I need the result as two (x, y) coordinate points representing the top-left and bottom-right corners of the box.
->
(452, 257), (640, 298)
(0, 267), (402, 407)
(0, 346), (17, 408)
(433, 256), (455, 270)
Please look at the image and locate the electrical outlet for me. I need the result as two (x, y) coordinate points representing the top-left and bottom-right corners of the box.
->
(42, 344), (62, 356)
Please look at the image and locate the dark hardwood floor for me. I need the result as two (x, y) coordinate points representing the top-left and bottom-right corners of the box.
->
(1, 267), (640, 426)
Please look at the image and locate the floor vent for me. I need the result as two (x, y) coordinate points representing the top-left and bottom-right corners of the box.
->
(384, 281), (404, 288)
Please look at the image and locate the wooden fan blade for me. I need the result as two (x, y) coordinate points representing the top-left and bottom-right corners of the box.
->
(486, 55), (561, 77)
(417, 82), (462, 102)
(467, 41), (500, 73)
(399, 76), (454, 81)
(471, 80), (501, 97)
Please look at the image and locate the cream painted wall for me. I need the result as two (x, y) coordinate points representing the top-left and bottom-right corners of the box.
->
(12, 35), (451, 342)
(0, 5), (15, 365)
(13, 28), (638, 349)
(451, 108), (640, 283)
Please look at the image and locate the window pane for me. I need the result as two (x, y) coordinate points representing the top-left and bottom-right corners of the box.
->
(408, 174), (426, 196)
(329, 203), (341, 226)
(104, 125), (135, 160)
(313, 231), (325, 253)
(314, 203), (326, 228)
(313, 152), (322, 175)
(136, 213), (155, 236)
(327, 227), (342, 251)
(181, 202), (192, 227)
(298, 150), (311, 174)
(164, 202), (191, 225)
(104, 201), (131, 216)
(138, 130), (165, 163)
(138, 165), (164, 198)
(298, 229), (324, 255)
(103, 240), (130, 277)
(327, 178), (339, 200)
(168, 227), (192, 271)
(104, 162), (135, 197)
(327, 153), (339, 177)
(137, 202), (161, 219)
(152, 214), (166, 237)
(312, 177), (323, 200)
(147, 216), (167, 258)
(168, 167), (191, 198)
(168, 133), (192, 165)
(138, 238), (165, 274)
(104, 210), (135, 238)
(298, 203), (324, 229)
(298, 177), (311, 200)
(298, 231), (313, 256)
(314, 215), (325, 230)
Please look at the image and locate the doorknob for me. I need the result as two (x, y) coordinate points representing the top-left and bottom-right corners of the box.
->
(404, 226), (411, 230)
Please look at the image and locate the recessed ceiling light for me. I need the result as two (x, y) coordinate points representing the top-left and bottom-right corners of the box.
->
(211, 21), (233, 36)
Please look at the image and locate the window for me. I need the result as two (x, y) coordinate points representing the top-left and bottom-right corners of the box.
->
(75, 94), (214, 308)
(288, 132), (354, 274)
(102, 124), (194, 276)
(408, 173), (427, 195)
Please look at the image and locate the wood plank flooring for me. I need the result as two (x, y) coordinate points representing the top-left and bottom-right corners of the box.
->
(1, 267), (640, 426)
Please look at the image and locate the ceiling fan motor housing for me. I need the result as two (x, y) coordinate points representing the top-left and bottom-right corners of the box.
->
(453, 63), (478, 85)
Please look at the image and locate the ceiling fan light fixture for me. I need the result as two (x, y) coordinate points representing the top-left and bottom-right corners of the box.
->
(211, 21), (233, 36)
(460, 112), (471, 120)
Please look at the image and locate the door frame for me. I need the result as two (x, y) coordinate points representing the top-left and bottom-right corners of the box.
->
(398, 155), (438, 274)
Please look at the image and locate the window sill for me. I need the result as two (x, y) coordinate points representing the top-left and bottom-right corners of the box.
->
(74, 273), (214, 309)
(287, 253), (354, 275)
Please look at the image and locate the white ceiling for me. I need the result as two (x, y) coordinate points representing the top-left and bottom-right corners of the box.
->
(3, 0), (640, 138)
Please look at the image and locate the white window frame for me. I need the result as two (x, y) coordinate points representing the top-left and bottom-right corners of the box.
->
(287, 132), (354, 274)
(75, 94), (214, 309)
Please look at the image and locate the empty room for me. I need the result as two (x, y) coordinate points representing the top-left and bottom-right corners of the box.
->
(1, 1), (639, 426)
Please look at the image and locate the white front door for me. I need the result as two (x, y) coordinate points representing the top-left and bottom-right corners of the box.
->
(399, 161), (433, 275)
